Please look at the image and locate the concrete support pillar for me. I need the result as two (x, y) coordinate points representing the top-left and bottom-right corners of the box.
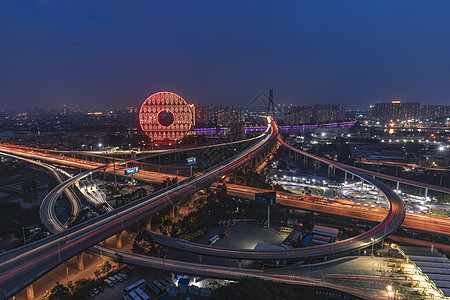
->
(188, 197), (194, 209)
(116, 232), (123, 249)
(26, 284), (35, 300)
(352, 174), (354, 180)
(238, 260), (242, 268)
(396, 181), (400, 191)
(425, 188), (429, 199)
(146, 216), (152, 231)
(327, 165), (330, 178)
(344, 171), (348, 181)
(198, 254), (203, 264)
(170, 205), (176, 219)
(324, 256), (328, 262)
(333, 167), (336, 175)
(377, 189), (381, 204)
(77, 252), (85, 271)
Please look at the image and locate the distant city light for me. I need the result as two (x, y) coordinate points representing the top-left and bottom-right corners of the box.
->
(438, 145), (445, 152)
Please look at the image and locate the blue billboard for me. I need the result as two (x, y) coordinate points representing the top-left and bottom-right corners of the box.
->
(186, 157), (197, 165)
(125, 167), (139, 175)
(255, 192), (276, 206)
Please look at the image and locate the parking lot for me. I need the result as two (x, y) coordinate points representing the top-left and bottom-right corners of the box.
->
(169, 220), (289, 269)
(200, 220), (288, 249)
(96, 268), (173, 300)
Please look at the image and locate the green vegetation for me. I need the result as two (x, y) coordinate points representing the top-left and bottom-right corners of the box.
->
(232, 169), (272, 189)
(157, 188), (297, 238)
(132, 231), (165, 257)
(44, 261), (118, 299)
(212, 278), (334, 300)
(429, 208), (449, 218)
(112, 187), (148, 208)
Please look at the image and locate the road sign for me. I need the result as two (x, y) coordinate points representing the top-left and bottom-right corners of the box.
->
(124, 167), (139, 175)
(255, 191), (276, 206)
(186, 157), (197, 165)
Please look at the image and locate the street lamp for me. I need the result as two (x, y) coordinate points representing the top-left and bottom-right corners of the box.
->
(371, 238), (375, 257)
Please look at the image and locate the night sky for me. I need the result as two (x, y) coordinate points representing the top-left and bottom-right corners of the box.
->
(1, 1), (449, 111)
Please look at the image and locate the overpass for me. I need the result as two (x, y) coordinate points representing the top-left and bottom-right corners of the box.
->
(4, 136), (449, 198)
(0, 118), (277, 299)
(17, 125), (405, 264)
(144, 134), (406, 260)
(92, 246), (376, 299)
(283, 143), (449, 197)
(2, 139), (446, 236)
(0, 151), (82, 231)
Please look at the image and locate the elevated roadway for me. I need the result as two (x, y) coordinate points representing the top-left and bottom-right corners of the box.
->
(0, 151), (81, 231)
(3, 137), (449, 195)
(146, 135), (406, 260)
(224, 184), (450, 236)
(94, 246), (375, 300)
(0, 118), (277, 299)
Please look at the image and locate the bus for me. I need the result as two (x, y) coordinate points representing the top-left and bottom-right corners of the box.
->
(153, 280), (165, 291)
(159, 278), (170, 287)
(279, 227), (294, 233)
(222, 228), (232, 238)
(128, 291), (141, 300)
(146, 282), (161, 295)
(135, 288), (150, 300)
(208, 234), (219, 245)
(124, 279), (146, 293)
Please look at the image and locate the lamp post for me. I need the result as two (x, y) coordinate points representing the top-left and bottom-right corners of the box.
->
(371, 238), (375, 257)
(22, 227), (26, 245)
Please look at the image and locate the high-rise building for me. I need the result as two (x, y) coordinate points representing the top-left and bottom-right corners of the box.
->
(195, 105), (245, 127)
(283, 104), (345, 125)
(195, 105), (216, 127)
(373, 100), (421, 122)
(373, 101), (449, 122)
(421, 105), (450, 120)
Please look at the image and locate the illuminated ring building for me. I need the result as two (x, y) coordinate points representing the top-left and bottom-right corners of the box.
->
(139, 91), (194, 141)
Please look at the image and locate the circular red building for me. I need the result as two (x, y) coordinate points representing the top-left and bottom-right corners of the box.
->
(139, 91), (194, 142)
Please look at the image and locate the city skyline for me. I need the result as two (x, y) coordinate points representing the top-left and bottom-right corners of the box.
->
(1, 1), (450, 111)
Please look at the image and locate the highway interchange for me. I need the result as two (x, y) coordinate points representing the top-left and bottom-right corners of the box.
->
(1, 118), (448, 299)
(0, 118), (277, 299)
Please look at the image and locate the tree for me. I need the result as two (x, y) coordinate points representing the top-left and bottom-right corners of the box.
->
(74, 278), (94, 296)
(67, 281), (75, 295)
(47, 282), (71, 300)
(114, 253), (124, 269)
(100, 260), (112, 275)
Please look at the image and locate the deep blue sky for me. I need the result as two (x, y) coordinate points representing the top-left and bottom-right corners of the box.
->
(1, 1), (449, 111)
